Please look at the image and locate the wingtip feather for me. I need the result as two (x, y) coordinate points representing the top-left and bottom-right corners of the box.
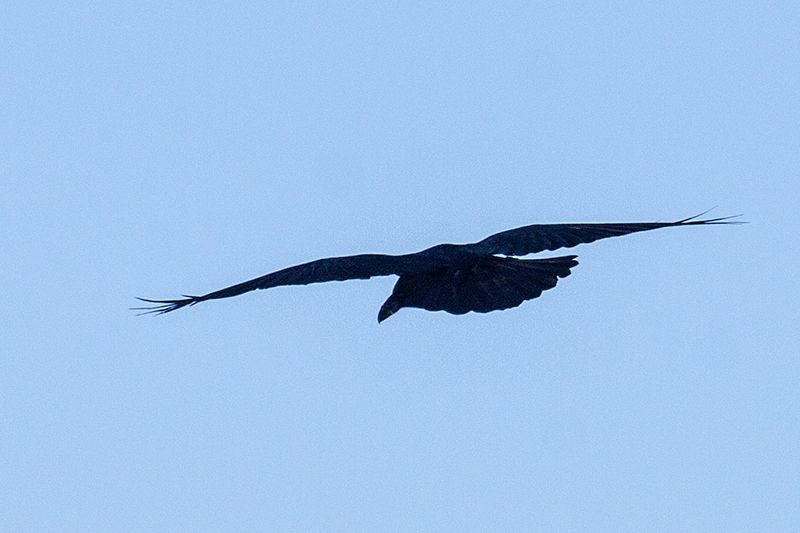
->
(131, 296), (200, 315)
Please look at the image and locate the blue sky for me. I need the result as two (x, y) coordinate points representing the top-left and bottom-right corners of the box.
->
(2, 1), (798, 531)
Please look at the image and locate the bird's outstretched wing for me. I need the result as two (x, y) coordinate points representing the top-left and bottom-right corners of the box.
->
(134, 253), (417, 314)
(470, 213), (742, 257)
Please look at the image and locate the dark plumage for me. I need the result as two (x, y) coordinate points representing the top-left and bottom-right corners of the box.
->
(135, 213), (740, 322)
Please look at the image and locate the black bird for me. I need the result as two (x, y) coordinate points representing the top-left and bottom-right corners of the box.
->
(135, 213), (740, 322)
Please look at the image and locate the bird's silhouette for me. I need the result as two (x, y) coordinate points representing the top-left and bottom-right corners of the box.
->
(135, 213), (740, 322)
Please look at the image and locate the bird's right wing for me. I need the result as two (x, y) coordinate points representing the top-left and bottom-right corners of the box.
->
(470, 213), (741, 257)
(134, 253), (417, 314)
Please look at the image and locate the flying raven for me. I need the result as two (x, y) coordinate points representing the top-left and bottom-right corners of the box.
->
(135, 213), (740, 322)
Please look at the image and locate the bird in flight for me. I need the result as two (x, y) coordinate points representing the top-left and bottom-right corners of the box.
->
(135, 213), (740, 322)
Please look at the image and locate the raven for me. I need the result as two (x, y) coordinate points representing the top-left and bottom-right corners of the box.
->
(135, 213), (740, 322)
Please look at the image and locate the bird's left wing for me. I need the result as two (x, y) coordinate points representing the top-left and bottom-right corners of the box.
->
(469, 213), (741, 257)
(134, 253), (417, 314)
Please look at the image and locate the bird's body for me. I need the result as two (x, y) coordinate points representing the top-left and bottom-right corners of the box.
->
(136, 213), (740, 322)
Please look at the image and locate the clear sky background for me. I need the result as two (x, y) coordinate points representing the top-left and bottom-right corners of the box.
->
(2, 1), (798, 531)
